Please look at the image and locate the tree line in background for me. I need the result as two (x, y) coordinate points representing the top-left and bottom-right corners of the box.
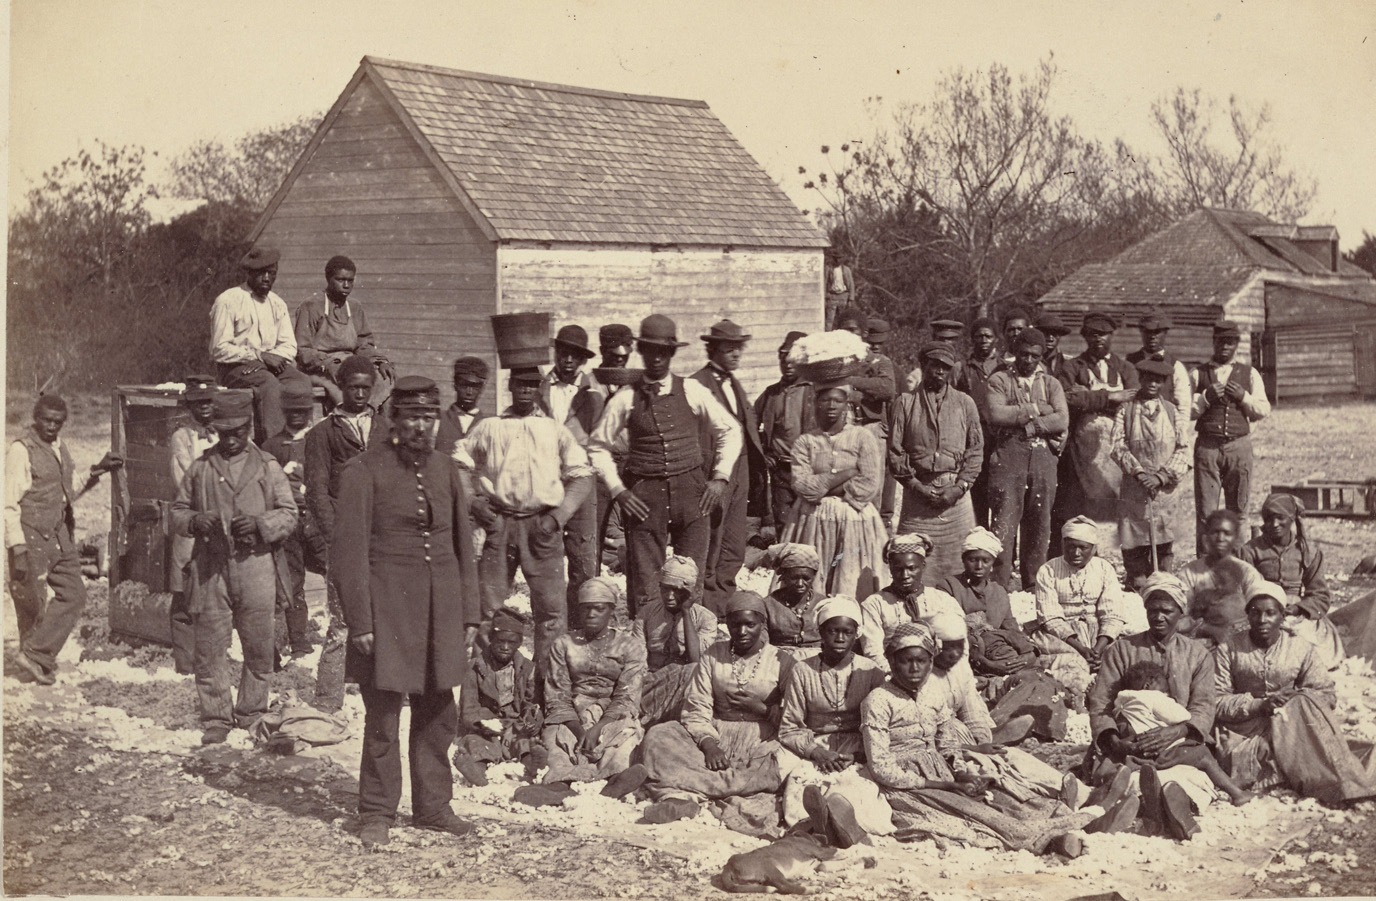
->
(800, 56), (1355, 372)
(6, 115), (321, 393)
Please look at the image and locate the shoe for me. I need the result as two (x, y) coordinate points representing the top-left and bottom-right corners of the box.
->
(601, 763), (649, 800)
(289, 643), (314, 658)
(452, 751), (489, 787)
(1084, 764), (1133, 811)
(825, 794), (870, 849)
(201, 725), (230, 745)
(15, 653), (55, 685)
(511, 784), (577, 808)
(638, 798), (701, 824)
(1050, 832), (1084, 859)
(992, 714), (1035, 746)
(1160, 783), (1199, 841)
(1084, 795), (1140, 834)
(413, 811), (476, 837)
(1138, 764), (1164, 835)
(359, 821), (390, 850)
(802, 785), (830, 838)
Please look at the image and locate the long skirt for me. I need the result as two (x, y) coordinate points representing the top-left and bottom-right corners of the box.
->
(1219, 693), (1376, 806)
(542, 696), (644, 784)
(781, 496), (888, 602)
(642, 718), (785, 800)
(1288, 614), (1345, 671)
(640, 663), (696, 727)
(897, 485), (974, 587)
(887, 786), (1094, 853)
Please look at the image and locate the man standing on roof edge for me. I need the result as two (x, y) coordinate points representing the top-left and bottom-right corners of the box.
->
(588, 314), (741, 618)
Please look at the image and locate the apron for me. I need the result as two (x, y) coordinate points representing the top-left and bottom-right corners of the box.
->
(313, 299), (361, 377)
(1117, 399), (1179, 549)
(1070, 361), (1123, 502)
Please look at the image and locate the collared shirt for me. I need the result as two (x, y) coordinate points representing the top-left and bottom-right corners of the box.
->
(452, 407), (592, 514)
(588, 375), (742, 496)
(778, 653), (887, 758)
(209, 285), (296, 364)
(858, 587), (965, 670)
(707, 362), (739, 415)
(1033, 556), (1127, 643)
(4, 436), (66, 549)
(170, 423), (217, 491)
(1190, 360), (1271, 421)
(331, 407), (374, 448)
(542, 370), (590, 429)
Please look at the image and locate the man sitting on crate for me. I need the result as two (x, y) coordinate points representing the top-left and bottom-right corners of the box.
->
(293, 255), (396, 412)
(171, 392), (297, 745)
(210, 246), (314, 444)
(5, 394), (122, 685)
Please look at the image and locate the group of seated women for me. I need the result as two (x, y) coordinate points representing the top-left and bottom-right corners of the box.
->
(453, 489), (1374, 857)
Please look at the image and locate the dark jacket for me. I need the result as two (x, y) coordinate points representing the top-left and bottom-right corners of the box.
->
(303, 412), (388, 544)
(435, 405), (488, 458)
(1059, 352), (1139, 422)
(539, 373), (605, 447)
(692, 364), (764, 485)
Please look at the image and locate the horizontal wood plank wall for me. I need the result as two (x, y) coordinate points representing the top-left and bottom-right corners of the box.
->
(253, 78), (499, 410)
(497, 246), (823, 401)
(1275, 326), (1358, 400)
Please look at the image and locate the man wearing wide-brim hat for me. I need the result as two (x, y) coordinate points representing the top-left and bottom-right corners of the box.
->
(690, 320), (765, 613)
(209, 246), (314, 443)
(588, 314), (742, 617)
(331, 375), (482, 847)
(171, 391), (298, 746)
(888, 343), (984, 586)
(1049, 312), (1139, 557)
(1189, 319), (1269, 553)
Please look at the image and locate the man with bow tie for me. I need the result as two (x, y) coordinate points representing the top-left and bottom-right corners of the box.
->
(588, 314), (742, 618)
(691, 320), (765, 614)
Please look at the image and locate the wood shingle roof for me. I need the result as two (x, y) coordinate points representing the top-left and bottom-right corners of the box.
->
(353, 57), (827, 248)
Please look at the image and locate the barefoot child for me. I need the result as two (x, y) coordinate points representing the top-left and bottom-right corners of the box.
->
(453, 607), (546, 785)
(1113, 660), (1253, 806)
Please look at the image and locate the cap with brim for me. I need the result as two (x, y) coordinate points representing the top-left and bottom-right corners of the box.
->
(281, 383), (316, 412)
(490, 607), (529, 637)
(701, 320), (751, 343)
(392, 375), (441, 410)
(240, 246), (280, 270)
(1138, 312), (1172, 331)
(1014, 327), (1048, 350)
(599, 324), (634, 354)
(1213, 321), (1242, 339)
(1135, 358), (1173, 378)
(509, 366), (544, 384)
(183, 374), (217, 402)
(930, 319), (963, 336)
(866, 318), (891, 343)
(779, 331), (807, 354)
(637, 314), (688, 348)
(552, 325), (597, 360)
(453, 356), (489, 383)
(1082, 312), (1118, 334)
(1034, 312), (1071, 335)
(919, 343), (958, 367)
(211, 393), (253, 430)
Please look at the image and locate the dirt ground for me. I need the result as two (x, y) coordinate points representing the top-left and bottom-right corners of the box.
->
(4, 394), (1376, 899)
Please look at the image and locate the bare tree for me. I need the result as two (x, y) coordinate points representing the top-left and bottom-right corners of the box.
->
(1148, 88), (1317, 222)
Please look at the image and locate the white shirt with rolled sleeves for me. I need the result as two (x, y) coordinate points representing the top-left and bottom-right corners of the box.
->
(587, 376), (742, 497)
(452, 407), (592, 515)
(209, 285), (297, 365)
(1189, 362), (1270, 421)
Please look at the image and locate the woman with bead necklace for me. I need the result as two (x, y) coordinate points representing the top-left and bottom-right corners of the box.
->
(761, 542), (824, 656)
(857, 534), (965, 671)
(778, 595), (892, 846)
(641, 591), (795, 825)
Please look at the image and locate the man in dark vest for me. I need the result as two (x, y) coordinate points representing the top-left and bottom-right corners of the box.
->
(331, 376), (481, 848)
(5, 394), (121, 684)
(1191, 320), (1269, 552)
(541, 325), (605, 614)
(691, 320), (764, 614)
(435, 356), (489, 457)
(588, 314), (741, 617)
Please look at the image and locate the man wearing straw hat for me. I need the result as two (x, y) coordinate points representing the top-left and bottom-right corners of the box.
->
(691, 319), (764, 614)
(588, 314), (742, 617)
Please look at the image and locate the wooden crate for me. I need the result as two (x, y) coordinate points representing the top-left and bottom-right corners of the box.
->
(1269, 479), (1376, 518)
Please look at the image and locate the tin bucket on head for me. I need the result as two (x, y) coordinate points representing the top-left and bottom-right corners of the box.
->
(491, 312), (552, 368)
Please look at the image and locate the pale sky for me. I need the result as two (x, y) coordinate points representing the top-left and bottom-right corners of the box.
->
(9, 0), (1376, 247)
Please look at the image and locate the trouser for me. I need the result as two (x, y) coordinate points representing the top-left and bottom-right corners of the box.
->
(768, 464), (798, 530)
(563, 492), (599, 625)
(987, 439), (1058, 589)
(479, 512), (566, 673)
(218, 362), (312, 444)
(278, 522), (324, 651)
(624, 469), (710, 619)
(702, 467), (749, 616)
(358, 684), (457, 825)
(9, 527), (87, 674)
(314, 578), (347, 712)
(192, 556), (276, 730)
(1194, 435), (1252, 554)
(970, 439), (994, 529)
(1122, 543), (1174, 589)
(825, 294), (849, 330)
(169, 535), (196, 674)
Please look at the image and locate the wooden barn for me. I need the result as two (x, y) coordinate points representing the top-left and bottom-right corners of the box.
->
(1037, 208), (1376, 402)
(248, 56), (828, 406)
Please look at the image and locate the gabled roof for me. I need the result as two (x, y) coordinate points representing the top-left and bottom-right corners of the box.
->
(1038, 263), (1256, 311)
(260, 56), (827, 249)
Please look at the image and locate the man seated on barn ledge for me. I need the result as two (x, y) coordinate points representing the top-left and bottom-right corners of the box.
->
(293, 254), (396, 411)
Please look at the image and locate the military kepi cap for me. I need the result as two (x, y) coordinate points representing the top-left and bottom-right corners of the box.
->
(919, 343), (959, 367)
(1135, 358), (1174, 378)
(240, 246), (280, 270)
(281, 381), (315, 412)
(1081, 312), (1118, 334)
(183, 374), (217, 402)
(866, 318), (891, 343)
(211, 393), (253, 430)
(599, 324), (634, 351)
(1213, 320), (1242, 339)
(509, 366), (543, 384)
(453, 356), (490, 383)
(392, 376), (441, 410)
(930, 318), (964, 336)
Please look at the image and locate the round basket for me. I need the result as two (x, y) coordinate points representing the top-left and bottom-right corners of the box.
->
(491, 312), (552, 368)
(593, 367), (645, 387)
(796, 357), (861, 384)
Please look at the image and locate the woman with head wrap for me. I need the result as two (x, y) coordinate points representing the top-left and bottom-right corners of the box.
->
(761, 543), (825, 655)
(1030, 516), (1128, 698)
(777, 595), (893, 846)
(778, 372), (889, 603)
(858, 534), (966, 671)
(637, 556), (721, 726)
(541, 578), (647, 791)
(1177, 509), (1268, 647)
(937, 527), (1035, 677)
(640, 590), (798, 829)
(860, 623), (1093, 855)
(1237, 493), (1343, 668)
(1215, 582), (1376, 806)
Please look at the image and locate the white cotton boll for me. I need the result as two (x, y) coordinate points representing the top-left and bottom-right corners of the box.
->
(1008, 591), (1036, 625)
(1119, 591), (1148, 634)
(1064, 712), (1092, 745)
(503, 593), (532, 616)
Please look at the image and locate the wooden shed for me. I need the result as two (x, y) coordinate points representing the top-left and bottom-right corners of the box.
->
(1038, 208), (1376, 402)
(248, 56), (829, 406)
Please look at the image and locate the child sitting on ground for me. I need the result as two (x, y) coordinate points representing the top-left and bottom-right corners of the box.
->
(1113, 660), (1253, 806)
(453, 607), (546, 785)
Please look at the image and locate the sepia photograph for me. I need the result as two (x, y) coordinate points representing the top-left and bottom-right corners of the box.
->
(4, 1), (1376, 898)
